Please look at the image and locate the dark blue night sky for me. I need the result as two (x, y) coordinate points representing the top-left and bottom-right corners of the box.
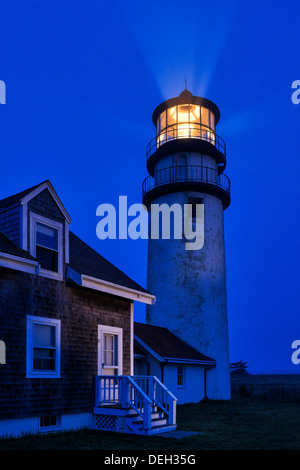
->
(0, 0), (299, 374)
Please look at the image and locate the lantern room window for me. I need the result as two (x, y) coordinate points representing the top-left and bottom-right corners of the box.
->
(156, 103), (216, 148)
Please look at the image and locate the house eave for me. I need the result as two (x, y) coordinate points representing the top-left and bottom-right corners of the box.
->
(134, 335), (164, 362)
(134, 335), (216, 365)
(164, 357), (216, 365)
(67, 266), (155, 305)
(0, 252), (39, 275)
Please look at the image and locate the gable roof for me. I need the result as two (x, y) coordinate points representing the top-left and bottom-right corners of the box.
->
(0, 182), (44, 210)
(0, 180), (71, 223)
(69, 232), (151, 296)
(134, 322), (215, 364)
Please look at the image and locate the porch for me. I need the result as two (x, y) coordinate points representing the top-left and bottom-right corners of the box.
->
(94, 375), (177, 435)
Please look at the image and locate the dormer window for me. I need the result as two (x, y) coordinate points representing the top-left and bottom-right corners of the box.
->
(30, 213), (63, 280)
(36, 223), (58, 272)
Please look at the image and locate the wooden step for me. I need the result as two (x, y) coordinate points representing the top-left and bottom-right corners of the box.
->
(150, 417), (168, 427)
(132, 411), (165, 423)
(145, 424), (177, 436)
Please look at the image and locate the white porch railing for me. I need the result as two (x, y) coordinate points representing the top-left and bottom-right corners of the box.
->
(132, 376), (177, 425)
(95, 375), (177, 431)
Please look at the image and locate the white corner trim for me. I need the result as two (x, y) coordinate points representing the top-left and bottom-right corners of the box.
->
(65, 220), (69, 264)
(0, 252), (39, 275)
(20, 180), (72, 224)
(21, 203), (28, 251)
(130, 302), (134, 375)
(81, 274), (156, 305)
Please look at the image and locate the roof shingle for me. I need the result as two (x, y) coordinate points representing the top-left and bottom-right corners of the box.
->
(69, 232), (150, 294)
(134, 322), (215, 363)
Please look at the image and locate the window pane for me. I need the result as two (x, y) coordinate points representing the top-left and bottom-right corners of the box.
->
(160, 111), (166, 130)
(114, 336), (118, 366)
(104, 350), (113, 366)
(210, 111), (215, 131)
(201, 107), (209, 127)
(177, 364), (184, 386)
(36, 223), (58, 250)
(36, 246), (58, 272)
(105, 334), (113, 351)
(33, 357), (55, 370)
(33, 348), (55, 370)
(103, 334), (118, 367)
(167, 106), (177, 126)
(177, 104), (189, 123)
(34, 324), (55, 348)
(190, 105), (200, 123)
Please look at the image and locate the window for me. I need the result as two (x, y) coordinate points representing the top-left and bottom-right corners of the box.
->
(103, 333), (118, 368)
(39, 415), (61, 432)
(177, 364), (185, 388)
(30, 213), (63, 280)
(188, 197), (204, 231)
(26, 316), (61, 378)
(36, 223), (58, 272)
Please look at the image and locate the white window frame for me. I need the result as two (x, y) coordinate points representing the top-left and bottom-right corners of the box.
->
(98, 325), (123, 376)
(30, 213), (63, 281)
(39, 415), (62, 433)
(177, 364), (186, 389)
(26, 315), (61, 378)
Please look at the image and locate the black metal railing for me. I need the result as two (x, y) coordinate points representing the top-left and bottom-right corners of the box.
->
(146, 123), (226, 161)
(142, 165), (230, 197)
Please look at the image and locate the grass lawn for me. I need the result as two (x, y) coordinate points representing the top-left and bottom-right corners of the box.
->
(0, 399), (299, 450)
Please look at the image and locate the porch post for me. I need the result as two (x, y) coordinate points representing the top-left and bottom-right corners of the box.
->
(121, 376), (128, 408)
(143, 397), (152, 431)
(168, 398), (176, 425)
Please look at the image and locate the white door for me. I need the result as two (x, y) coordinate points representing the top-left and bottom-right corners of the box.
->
(98, 325), (123, 403)
(98, 325), (123, 376)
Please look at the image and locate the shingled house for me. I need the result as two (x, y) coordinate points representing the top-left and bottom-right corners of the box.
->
(0, 180), (177, 437)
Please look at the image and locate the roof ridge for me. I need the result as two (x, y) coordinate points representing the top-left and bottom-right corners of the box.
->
(0, 180), (49, 209)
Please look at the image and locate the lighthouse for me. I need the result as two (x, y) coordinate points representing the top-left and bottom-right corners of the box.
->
(142, 88), (231, 400)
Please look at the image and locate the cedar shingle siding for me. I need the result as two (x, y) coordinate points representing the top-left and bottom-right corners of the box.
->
(0, 205), (21, 246)
(0, 267), (131, 420)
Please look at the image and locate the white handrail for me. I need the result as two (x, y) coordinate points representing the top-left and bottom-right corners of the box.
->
(131, 375), (177, 425)
(95, 375), (153, 431)
(126, 376), (152, 430)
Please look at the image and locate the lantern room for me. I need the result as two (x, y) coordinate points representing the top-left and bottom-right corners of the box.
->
(156, 98), (216, 146)
(147, 89), (226, 175)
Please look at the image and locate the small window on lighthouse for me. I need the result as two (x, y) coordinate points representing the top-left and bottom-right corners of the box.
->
(188, 197), (204, 231)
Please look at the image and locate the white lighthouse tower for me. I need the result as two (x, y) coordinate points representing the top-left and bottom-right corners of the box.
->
(143, 88), (231, 400)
